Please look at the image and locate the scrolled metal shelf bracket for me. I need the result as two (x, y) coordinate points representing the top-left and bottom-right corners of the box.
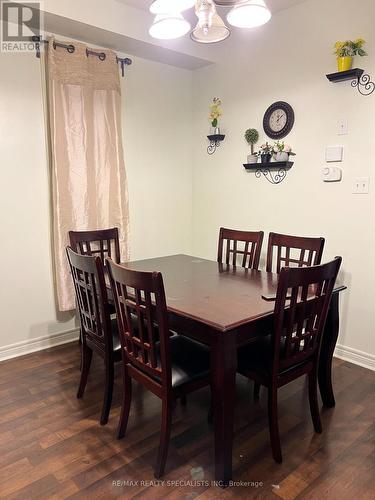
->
(351, 73), (375, 96)
(255, 168), (287, 185)
(207, 134), (225, 155)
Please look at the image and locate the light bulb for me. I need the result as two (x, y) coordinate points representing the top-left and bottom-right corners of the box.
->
(227, 0), (271, 28)
(149, 13), (191, 40)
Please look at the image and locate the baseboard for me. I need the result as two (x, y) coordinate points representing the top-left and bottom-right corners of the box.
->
(0, 328), (80, 362)
(334, 344), (375, 371)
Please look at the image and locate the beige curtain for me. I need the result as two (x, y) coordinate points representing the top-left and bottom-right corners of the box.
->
(46, 38), (129, 311)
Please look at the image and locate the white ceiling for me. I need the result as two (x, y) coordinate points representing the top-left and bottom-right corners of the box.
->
(117, 0), (308, 14)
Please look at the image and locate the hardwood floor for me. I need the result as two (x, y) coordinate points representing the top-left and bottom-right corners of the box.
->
(0, 343), (374, 499)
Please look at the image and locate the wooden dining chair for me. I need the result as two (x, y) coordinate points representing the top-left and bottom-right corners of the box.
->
(107, 259), (211, 478)
(237, 257), (342, 463)
(217, 227), (264, 270)
(266, 232), (325, 274)
(69, 228), (121, 266)
(66, 247), (122, 425)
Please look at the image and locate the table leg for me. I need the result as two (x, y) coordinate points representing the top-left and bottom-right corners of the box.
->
(211, 334), (237, 487)
(319, 291), (340, 408)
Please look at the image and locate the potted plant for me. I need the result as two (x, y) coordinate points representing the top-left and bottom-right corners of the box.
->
(334, 39), (367, 72)
(244, 128), (259, 163)
(209, 97), (222, 134)
(273, 141), (294, 162)
(259, 143), (273, 163)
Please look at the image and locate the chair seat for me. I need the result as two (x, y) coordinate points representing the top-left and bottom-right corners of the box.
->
(237, 335), (309, 380)
(153, 336), (210, 388)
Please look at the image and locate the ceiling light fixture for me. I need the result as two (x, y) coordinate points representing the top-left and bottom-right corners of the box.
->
(149, 13), (191, 39)
(227, 0), (272, 28)
(191, 13), (230, 43)
(149, 0), (196, 14)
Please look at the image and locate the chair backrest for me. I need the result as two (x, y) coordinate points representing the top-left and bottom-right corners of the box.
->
(107, 259), (171, 387)
(266, 232), (325, 274)
(69, 228), (121, 266)
(217, 227), (264, 270)
(271, 257), (342, 373)
(66, 247), (112, 353)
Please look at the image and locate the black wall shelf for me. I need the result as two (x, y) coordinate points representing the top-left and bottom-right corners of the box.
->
(326, 68), (374, 96)
(243, 161), (293, 185)
(207, 134), (225, 155)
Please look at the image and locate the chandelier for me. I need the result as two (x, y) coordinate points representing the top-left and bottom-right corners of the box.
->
(149, 1), (272, 43)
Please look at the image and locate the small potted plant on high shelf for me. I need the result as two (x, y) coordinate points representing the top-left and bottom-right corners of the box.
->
(259, 142), (273, 163)
(273, 141), (294, 162)
(209, 97), (222, 134)
(244, 128), (259, 163)
(334, 39), (367, 72)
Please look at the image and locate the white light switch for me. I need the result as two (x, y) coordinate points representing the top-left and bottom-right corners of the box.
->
(338, 119), (348, 135)
(322, 167), (342, 182)
(326, 146), (343, 162)
(352, 177), (370, 194)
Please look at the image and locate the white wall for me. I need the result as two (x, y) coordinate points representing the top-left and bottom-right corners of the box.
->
(0, 45), (193, 355)
(191, 0), (375, 361)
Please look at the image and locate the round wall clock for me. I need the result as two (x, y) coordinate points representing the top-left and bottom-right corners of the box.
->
(263, 101), (295, 139)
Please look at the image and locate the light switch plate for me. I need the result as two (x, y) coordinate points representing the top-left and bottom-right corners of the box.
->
(352, 177), (370, 194)
(326, 146), (343, 162)
(338, 119), (348, 135)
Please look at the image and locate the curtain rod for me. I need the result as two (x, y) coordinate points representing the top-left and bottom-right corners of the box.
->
(31, 36), (132, 77)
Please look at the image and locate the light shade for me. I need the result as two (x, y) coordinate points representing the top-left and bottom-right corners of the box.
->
(150, 0), (196, 14)
(149, 13), (191, 39)
(227, 0), (271, 28)
(191, 14), (230, 44)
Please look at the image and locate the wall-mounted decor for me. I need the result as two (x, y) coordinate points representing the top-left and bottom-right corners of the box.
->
(244, 128), (259, 163)
(326, 68), (374, 96)
(243, 161), (293, 185)
(334, 39), (367, 72)
(207, 133), (225, 154)
(327, 39), (374, 96)
(243, 141), (295, 184)
(207, 97), (225, 154)
(263, 101), (295, 139)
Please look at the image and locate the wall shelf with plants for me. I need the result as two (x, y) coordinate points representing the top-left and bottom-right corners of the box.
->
(326, 39), (374, 96)
(243, 139), (295, 185)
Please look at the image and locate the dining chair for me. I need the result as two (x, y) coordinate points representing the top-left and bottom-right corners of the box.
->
(69, 228), (121, 266)
(237, 257), (342, 463)
(107, 258), (211, 478)
(217, 227), (264, 270)
(66, 247), (122, 426)
(266, 232), (325, 274)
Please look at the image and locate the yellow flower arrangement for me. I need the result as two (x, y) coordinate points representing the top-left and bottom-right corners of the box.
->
(209, 97), (222, 128)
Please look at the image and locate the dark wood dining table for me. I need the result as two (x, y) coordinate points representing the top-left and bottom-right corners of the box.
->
(110, 254), (346, 487)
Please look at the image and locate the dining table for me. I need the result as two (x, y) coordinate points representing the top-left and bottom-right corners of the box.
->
(108, 253), (346, 487)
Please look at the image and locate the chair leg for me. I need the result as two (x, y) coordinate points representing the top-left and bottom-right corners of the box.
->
(77, 344), (92, 399)
(154, 398), (172, 479)
(100, 360), (114, 426)
(268, 386), (282, 463)
(117, 365), (132, 439)
(308, 369), (322, 434)
(254, 382), (261, 401)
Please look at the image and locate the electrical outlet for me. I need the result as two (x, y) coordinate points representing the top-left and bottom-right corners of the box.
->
(352, 177), (370, 194)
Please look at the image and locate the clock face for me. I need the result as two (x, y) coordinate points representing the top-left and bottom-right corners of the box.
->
(263, 102), (295, 139)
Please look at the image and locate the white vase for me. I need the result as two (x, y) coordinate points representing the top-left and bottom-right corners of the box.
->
(274, 152), (289, 162)
(247, 154), (258, 164)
